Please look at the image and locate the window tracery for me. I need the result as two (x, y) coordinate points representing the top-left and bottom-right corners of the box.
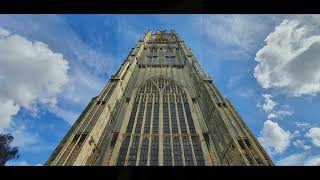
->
(116, 77), (206, 166)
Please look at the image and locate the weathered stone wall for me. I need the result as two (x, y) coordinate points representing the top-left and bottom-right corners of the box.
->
(46, 30), (273, 166)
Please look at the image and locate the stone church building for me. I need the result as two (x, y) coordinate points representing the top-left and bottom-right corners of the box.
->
(46, 30), (273, 166)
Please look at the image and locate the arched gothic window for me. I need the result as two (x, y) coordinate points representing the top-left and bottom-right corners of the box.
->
(116, 77), (206, 166)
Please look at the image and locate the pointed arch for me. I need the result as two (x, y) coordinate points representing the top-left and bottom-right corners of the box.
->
(115, 76), (206, 166)
(138, 76), (188, 95)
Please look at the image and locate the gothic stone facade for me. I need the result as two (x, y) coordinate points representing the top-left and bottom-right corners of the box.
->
(46, 30), (273, 166)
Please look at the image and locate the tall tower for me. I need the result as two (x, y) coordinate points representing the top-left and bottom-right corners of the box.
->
(46, 30), (273, 166)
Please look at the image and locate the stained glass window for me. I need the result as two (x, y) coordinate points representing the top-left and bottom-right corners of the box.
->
(127, 136), (140, 166)
(119, 77), (207, 166)
(170, 102), (178, 134)
(192, 135), (205, 165)
(116, 136), (130, 165)
(150, 136), (159, 166)
(163, 136), (172, 166)
(185, 103), (196, 134)
(163, 96), (170, 134)
(177, 103), (187, 133)
(173, 136), (182, 166)
(183, 136), (194, 166)
(126, 98), (139, 134)
(144, 101), (152, 133)
(139, 138), (149, 166)
(135, 102), (145, 134)
(153, 102), (159, 133)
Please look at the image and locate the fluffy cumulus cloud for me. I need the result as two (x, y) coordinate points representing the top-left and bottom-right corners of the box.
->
(257, 94), (293, 120)
(254, 18), (320, 97)
(0, 99), (20, 130)
(0, 27), (69, 131)
(258, 94), (277, 113)
(306, 127), (320, 147)
(0, 15), (115, 107)
(258, 120), (291, 154)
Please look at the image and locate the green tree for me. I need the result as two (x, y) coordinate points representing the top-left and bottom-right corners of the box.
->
(0, 133), (19, 166)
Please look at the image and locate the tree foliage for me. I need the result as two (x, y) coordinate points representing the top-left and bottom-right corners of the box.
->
(0, 133), (19, 166)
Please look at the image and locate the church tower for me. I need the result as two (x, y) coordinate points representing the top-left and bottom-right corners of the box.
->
(46, 30), (273, 166)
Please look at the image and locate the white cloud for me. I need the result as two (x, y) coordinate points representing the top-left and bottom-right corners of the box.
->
(227, 75), (244, 88)
(114, 16), (141, 43)
(306, 127), (320, 147)
(257, 94), (293, 120)
(198, 15), (284, 59)
(0, 99), (20, 131)
(0, 27), (69, 131)
(236, 88), (256, 99)
(295, 122), (310, 128)
(294, 122), (312, 131)
(277, 153), (306, 165)
(258, 120), (291, 155)
(277, 153), (320, 166)
(258, 94), (277, 113)
(267, 110), (294, 120)
(0, 15), (115, 122)
(292, 130), (301, 137)
(305, 155), (320, 165)
(6, 160), (30, 166)
(2, 121), (53, 155)
(0, 27), (10, 36)
(6, 160), (42, 166)
(49, 106), (78, 125)
(8, 124), (40, 148)
(254, 18), (320, 97)
(293, 139), (311, 150)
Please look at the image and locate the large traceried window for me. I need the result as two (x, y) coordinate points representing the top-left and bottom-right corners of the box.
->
(116, 77), (206, 166)
(150, 135), (159, 165)
(116, 135), (130, 166)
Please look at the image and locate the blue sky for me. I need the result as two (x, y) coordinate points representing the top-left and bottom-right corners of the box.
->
(1, 14), (320, 166)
